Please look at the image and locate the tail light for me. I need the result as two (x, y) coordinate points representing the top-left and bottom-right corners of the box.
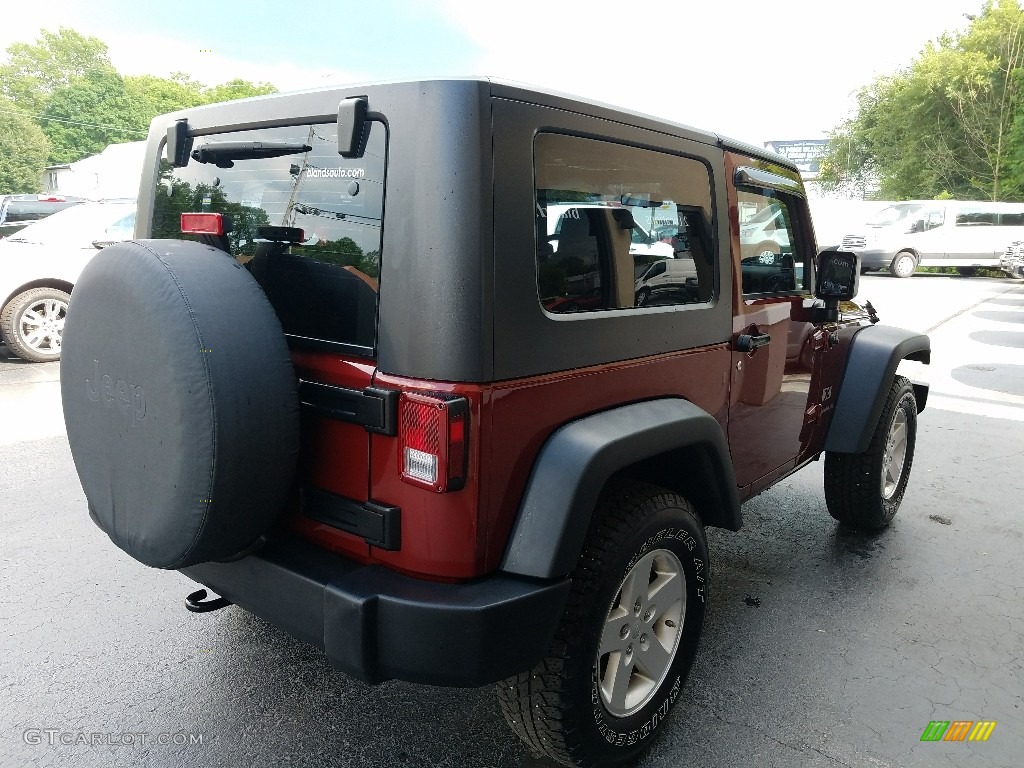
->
(181, 212), (225, 235)
(399, 392), (469, 492)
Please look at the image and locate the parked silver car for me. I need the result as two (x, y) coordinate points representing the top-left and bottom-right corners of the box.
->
(0, 200), (136, 362)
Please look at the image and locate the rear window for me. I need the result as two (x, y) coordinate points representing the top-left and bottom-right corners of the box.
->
(955, 206), (997, 226)
(153, 121), (386, 354)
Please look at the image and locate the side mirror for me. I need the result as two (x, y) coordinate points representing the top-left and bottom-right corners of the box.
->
(815, 250), (860, 302)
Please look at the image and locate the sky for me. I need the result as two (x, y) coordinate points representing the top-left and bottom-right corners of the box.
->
(0, 0), (985, 146)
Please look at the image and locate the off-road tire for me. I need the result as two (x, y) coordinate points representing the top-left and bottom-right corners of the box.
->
(0, 287), (70, 363)
(824, 376), (917, 530)
(497, 481), (708, 768)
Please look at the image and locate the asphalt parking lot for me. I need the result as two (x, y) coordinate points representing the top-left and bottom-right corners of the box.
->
(2, 273), (1023, 768)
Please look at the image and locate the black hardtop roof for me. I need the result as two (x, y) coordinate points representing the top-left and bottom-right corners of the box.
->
(152, 77), (795, 172)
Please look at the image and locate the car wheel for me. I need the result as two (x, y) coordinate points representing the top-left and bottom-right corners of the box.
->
(824, 376), (917, 530)
(0, 287), (70, 363)
(889, 251), (917, 278)
(635, 288), (651, 307)
(497, 481), (708, 768)
(956, 267), (978, 277)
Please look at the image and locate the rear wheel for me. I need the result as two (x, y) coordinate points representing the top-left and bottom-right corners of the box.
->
(0, 287), (70, 362)
(497, 481), (708, 768)
(824, 376), (917, 530)
(889, 251), (917, 278)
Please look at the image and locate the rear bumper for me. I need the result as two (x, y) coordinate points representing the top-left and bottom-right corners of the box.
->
(182, 536), (570, 687)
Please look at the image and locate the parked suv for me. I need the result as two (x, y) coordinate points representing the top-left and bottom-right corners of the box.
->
(59, 80), (930, 768)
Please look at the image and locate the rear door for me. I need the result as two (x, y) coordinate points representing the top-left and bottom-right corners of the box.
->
(151, 119), (388, 558)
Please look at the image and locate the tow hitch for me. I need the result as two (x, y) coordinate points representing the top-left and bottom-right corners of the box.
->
(185, 589), (232, 613)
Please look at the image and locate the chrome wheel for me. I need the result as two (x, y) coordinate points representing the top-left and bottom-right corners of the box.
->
(597, 548), (685, 717)
(881, 408), (908, 499)
(19, 298), (67, 356)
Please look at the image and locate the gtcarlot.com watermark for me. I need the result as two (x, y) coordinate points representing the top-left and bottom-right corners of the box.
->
(23, 729), (204, 747)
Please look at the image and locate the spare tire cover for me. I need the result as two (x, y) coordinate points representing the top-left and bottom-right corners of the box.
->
(61, 239), (300, 569)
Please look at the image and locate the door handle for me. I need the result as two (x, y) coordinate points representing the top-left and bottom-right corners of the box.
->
(735, 333), (771, 353)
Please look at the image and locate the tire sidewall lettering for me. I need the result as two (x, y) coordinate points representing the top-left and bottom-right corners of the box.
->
(592, 674), (680, 745)
(588, 514), (707, 752)
(624, 527), (697, 573)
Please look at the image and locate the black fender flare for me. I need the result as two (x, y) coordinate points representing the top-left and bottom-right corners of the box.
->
(500, 398), (740, 580)
(824, 324), (931, 455)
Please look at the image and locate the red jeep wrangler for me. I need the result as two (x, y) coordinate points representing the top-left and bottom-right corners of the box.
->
(60, 79), (930, 768)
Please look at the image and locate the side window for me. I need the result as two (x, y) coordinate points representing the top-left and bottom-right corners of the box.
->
(956, 207), (996, 226)
(923, 208), (945, 231)
(535, 133), (714, 313)
(999, 210), (1024, 226)
(736, 187), (807, 295)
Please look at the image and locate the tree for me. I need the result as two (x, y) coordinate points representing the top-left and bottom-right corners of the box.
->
(0, 28), (114, 115)
(1, 27), (280, 169)
(40, 69), (148, 164)
(0, 96), (50, 194)
(819, 0), (1024, 201)
(124, 74), (204, 120)
(199, 79), (277, 105)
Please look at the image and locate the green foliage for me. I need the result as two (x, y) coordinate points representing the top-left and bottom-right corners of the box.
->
(41, 69), (147, 164)
(0, 96), (50, 194)
(1, 27), (281, 172)
(820, 0), (1024, 201)
(124, 74), (204, 119)
(0, 28), (113, 114)
(199, 79), (277, 105)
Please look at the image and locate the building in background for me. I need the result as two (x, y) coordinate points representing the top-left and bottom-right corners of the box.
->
(764, 139), (886, 247)
(42, 141), (146, 201)
(764, 139), (828, 193)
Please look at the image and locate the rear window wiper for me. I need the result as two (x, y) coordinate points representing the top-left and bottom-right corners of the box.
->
(190, 141), (312, 168)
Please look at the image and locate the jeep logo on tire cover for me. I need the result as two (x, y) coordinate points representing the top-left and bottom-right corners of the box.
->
(85, 359), (146, 426)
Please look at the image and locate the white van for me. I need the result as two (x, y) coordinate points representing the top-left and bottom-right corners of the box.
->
(634, 256), (699, 305)
(739, 201), (791, 258)
(840, 200), (1024, 277)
